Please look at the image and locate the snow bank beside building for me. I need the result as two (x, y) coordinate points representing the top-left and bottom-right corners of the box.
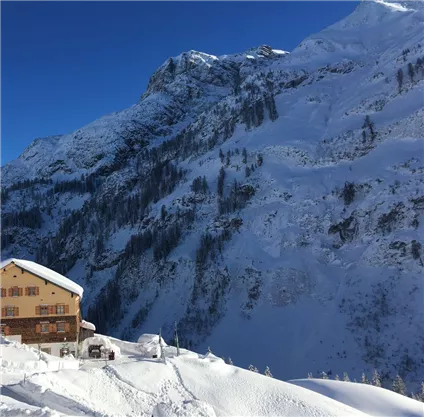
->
(0, 336), (79, 374)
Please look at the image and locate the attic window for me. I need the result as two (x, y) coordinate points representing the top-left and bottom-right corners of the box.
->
(45, 280), (48, 285)
(71, 293), (74, 298)
(21, 269), (24, 274)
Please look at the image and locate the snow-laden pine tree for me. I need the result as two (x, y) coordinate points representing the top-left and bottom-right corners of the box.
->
(335, 374), (340, 381)
(392, 374), (407, 396)
(307, 373), (313, 379)
(343, 372), (350, 382)
(226, 357), (233, 365)
(361, 372), (369, 384)
(321, 372), (329, 379)
(371, 369), (381, 387)
(248, 365), (259, 373)
(264, 366), (273, 378)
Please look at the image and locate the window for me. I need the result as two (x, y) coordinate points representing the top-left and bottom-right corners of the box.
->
(28, 287), (36, 296)
(56, 305), (65, 315)
(57, 322), (66, 332)
(6, 307), (15, 317)
(1, 288), (5, 298)
(40, 323), (49, 333)
(40, 306), (49, 315)
(12, 287), (19, 297)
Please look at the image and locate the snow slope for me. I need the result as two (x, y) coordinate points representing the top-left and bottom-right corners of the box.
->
(290, 378), (424, 417)
(2, 334), (422, 417)
(2, 0), (424, 392)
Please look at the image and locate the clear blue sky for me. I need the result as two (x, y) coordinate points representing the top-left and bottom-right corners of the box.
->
(1, 1), (358, 165)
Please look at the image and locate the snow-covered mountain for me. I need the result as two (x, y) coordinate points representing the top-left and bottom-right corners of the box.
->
(2, 0), (424, 389)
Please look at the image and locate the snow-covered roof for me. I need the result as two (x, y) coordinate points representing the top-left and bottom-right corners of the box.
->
(80, 320), (96, 331)
(0, 258), (84, 298)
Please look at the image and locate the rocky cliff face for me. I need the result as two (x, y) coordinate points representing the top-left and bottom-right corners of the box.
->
(2, 0), (424, 388)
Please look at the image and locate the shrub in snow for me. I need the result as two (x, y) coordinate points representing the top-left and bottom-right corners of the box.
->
(392, 374), (407, 396)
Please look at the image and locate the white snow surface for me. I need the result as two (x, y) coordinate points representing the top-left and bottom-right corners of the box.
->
(79, 320), (96, 331)
(0, 337), (79, 377)
(0, 258), (83, 298)
(290, 379), (424, 417)
(2, 333), (422, 417)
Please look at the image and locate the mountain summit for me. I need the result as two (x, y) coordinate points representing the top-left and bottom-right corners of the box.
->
(2, 1), (423, 388)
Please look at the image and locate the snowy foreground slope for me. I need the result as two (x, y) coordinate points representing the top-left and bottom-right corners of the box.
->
(2, 0), (424, 389)
(1, 335), (423, 417)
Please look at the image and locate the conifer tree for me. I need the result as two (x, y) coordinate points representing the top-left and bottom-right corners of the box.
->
(335, 374), (340, 381)
(227, 357), (233, 365)
(242, 148), (247, 164)
(392, 374), (407, 395)
(397, 68), (404, 92)
(307, 373), (313, 379)
(372, 369), (381, 387)
(264, 366), (273, 378)
(408, 62), (415, 82)
(343, 372), (351, 382)
(248, 364), (259, 373)
(361, 372), (369, 384)
(217, 167), (225, 198)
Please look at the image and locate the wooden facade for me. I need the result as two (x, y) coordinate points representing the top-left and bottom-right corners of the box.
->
(1, 315), (78, 344)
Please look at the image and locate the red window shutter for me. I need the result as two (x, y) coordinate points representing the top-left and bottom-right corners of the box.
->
(14, 307), (19, 316)
(49, 323), (57, 333)
(36, 324), (41, 333)
(36, 287), (40, 295)
(65, 305), (69, 314)
(35, 306), (41, 315)
(19, 288), (23, 296)
(48, 305), (55, 315)
(25, 287), (29, 296)
(8, 288), (12, 297)
(1, 307), (5, 317)
(65, 322), (70, 332)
